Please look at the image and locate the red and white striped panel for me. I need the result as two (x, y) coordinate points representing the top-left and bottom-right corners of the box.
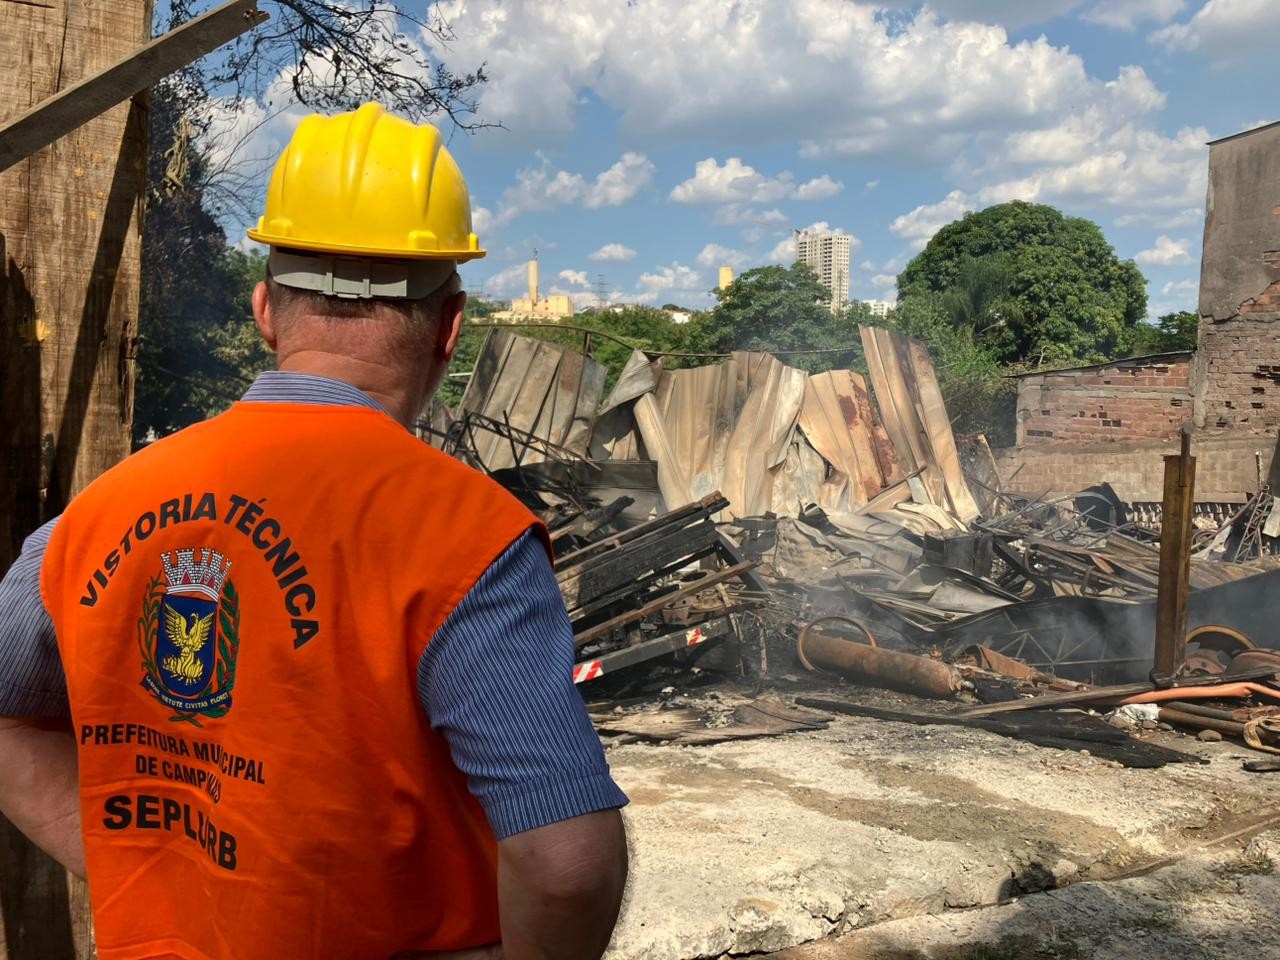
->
(686, 627), (706, 647)
(572, 660), (604, 684)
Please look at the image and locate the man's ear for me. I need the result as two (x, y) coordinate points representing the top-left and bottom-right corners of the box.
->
(252, 281), (278, 352)
(437, 290), (467, 361)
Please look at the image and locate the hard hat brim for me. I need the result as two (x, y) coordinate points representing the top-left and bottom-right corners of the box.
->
(245, 229), (486, 262)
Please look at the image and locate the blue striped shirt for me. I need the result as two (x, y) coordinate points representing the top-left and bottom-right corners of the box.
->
(0, 371), (626, 839)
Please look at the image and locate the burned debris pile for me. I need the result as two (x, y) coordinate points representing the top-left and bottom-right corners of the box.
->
(424, 327), (1280, 761)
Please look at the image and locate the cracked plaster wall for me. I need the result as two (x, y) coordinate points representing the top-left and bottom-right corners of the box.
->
(1193, 123), (1280, 434)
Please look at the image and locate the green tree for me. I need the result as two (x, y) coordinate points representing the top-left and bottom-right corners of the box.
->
(1127, 310), (1199, 355)
(695, 263), (861, 372)
(897, 201), (1148, 366)
(135, 77), (268, 442)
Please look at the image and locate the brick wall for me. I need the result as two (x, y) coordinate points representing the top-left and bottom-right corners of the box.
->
(1192, 314), (1280, 433)
(995, 435), (1278, 503)
(1015, 354), (1191, 446)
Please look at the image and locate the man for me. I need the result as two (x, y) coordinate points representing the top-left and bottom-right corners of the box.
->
(0, 103), (629, 959)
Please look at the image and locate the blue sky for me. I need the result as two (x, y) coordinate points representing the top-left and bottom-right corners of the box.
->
(216, 0), (1280, 317)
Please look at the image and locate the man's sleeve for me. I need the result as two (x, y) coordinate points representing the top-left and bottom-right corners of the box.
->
(0, 518), (70, 719)
(418, 528), (628, 840)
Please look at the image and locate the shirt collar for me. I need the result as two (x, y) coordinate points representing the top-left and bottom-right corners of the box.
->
(241, 371), (388, 414)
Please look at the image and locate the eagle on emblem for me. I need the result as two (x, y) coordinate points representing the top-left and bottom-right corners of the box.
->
(161, 607), (215, 685)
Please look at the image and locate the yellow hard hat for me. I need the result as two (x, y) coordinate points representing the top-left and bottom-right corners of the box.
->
(247, 103), (485, 262)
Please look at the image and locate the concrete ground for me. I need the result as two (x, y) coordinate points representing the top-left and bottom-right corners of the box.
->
(771, 834), (1280, 960)
(600, 684), (1280, 960)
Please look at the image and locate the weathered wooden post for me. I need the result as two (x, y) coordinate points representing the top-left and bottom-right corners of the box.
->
(1154, 427), (1196, 681)
(1, 2), (268, 953)
(1, 0), (151, 955)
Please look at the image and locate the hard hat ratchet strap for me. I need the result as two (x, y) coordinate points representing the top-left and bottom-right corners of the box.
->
(268, 249), (458, 301)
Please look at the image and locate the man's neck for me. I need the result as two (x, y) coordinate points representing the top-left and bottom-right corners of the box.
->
(276, 352), (428, 429)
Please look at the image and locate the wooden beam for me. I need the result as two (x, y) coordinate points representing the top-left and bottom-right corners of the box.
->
(0, 0), (268, 173)
(1154, 429), (1196, 678)
(2, 0), (156, 953)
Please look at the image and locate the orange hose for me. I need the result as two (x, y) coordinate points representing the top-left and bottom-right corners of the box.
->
(1116, 682), (1280, 706)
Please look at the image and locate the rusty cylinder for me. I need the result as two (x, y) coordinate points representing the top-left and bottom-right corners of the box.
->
(797, 616), (964, 699)
(1156, 707), (1245, 738)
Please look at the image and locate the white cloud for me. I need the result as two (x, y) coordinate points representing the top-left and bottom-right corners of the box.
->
(765, 236), (797, 265)
(890, 190), (973, 249)
(587, 153), (657, 207)
(1151, 0), (1280, 58)
(871, 273), (898, 288)
(669, 157), (843, 205)
(873, 1), (1086, 30)
(588, 243), (637, 262)
(471, 206), (495, 235)
(1081, 0), (1185, 30)
(559, 269), (590, 286)
(697, 243), (752, 270)
(1115, 207), (1203, 230)
(859, 259), (876, 271)
(712, 205), (790, 228)
(490, 152), (654, 226)
(864, 179), (880, 193)
(480, 262), (533, 299)
(1136, 232), (1192, 263)
(1135, 235), (1193, 265)
(635, 262), (703, 303)
(1162, 279), (1199, 297)
(429, 1), (1111, 159)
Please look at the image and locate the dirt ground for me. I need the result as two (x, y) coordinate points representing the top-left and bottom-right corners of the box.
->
(599, 682), (1280, 960)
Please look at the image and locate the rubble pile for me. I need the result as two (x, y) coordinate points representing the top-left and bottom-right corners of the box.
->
(425, 327), (1280, 766)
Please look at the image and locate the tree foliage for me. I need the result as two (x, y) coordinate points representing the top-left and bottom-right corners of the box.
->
(135, 78), (272, 443)
(897, 201), (1148, 366)
(136, 2), (491, 440)
(693, 264), (863, 373)
(1128, 310), (1199, 356)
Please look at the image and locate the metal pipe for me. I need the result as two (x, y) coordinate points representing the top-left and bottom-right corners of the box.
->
(797, 615), (964, 700)
(1157, 707), (1245, 737)
(1162, 700), (1249, 722)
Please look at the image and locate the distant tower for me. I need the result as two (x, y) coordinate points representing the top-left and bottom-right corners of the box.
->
(528, 248), (540, 303)
(594, 273), (610, 310)
(795, 228), (852, 309)
(718, 266), (733, 290)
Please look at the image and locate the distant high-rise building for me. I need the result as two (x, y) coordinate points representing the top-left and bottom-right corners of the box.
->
(862, 299), (893, 319)
(718, 266), (734, 290)
(795, 229), (852, 308)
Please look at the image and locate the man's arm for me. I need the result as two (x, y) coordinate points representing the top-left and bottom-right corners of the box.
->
(0, 717), (84, 878)
(421, 528), (630, 958)
(0, 517), (83, 877)
(497, 810), (628, 960)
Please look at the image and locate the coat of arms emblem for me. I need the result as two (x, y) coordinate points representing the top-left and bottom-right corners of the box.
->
(139, 548), (240, 725)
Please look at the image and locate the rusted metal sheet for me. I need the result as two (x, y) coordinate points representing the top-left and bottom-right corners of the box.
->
(797, 369), (902, 510)
(859, 326), (980, 522)
(458, 329), (607, 471)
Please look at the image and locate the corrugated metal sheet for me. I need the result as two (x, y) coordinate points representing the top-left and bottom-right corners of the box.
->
(797, 369), (902, 511)
(631, 352), (806, 518)
(459, 329), (607, 470)
(859, 326), (980, 522)
(589, 338), (975, 522)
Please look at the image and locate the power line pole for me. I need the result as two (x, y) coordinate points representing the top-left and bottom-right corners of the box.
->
(594, 273), (610, 310)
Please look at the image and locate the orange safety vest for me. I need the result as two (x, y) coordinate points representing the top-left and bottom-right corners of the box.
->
(40, 401), (545, 960)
